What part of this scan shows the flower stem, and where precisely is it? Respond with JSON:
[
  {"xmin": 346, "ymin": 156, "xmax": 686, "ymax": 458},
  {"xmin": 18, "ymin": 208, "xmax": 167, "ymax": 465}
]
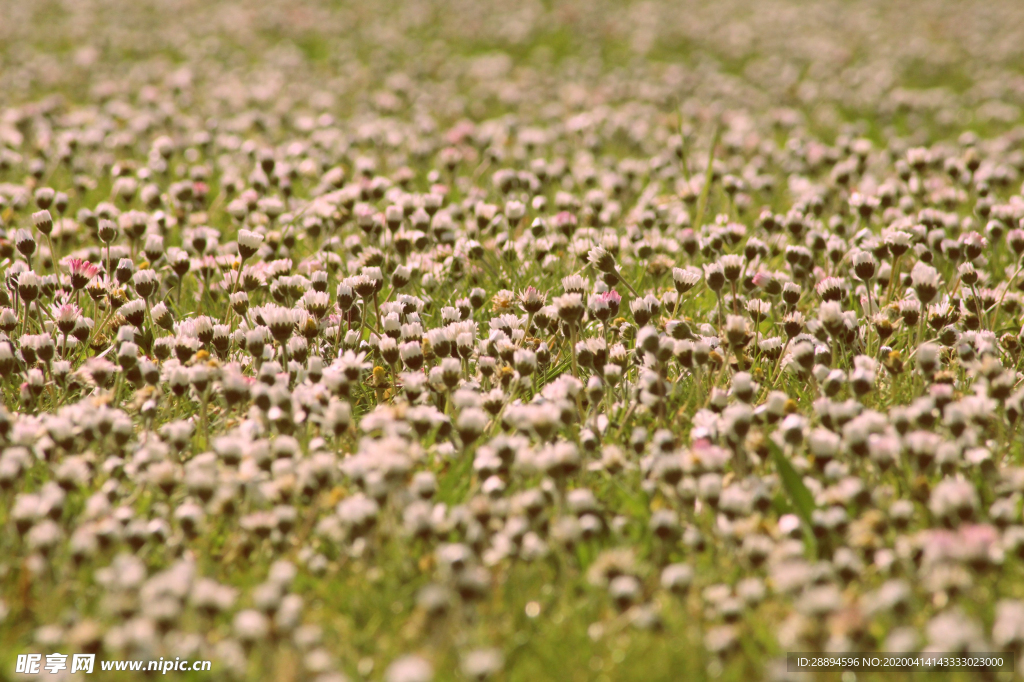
[{"xmin": 569, "ymin": 323, "xmax": 580, "ymax": 380}]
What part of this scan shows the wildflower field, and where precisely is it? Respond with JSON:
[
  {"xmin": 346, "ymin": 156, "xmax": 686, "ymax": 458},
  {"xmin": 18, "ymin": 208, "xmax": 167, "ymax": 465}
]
[{"xmin": 5, "ymin": 0, "xmax": 1024, "ymax": 679}]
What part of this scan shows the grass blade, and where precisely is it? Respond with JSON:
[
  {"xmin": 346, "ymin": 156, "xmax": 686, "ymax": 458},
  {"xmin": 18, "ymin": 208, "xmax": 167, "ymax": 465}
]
[
  {"xmin": 692, "ymin": 124, "xmax": 721, "ymax": 230},
  {"xmin": 768, "ymin": 438, "xmax": 815, "ymax": 525}
]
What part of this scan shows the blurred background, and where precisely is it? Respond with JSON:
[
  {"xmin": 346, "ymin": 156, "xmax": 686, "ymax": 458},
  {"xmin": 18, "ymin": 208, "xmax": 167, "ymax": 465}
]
[{"xmin": 3, "ymin": 0, "xmax": 1024, "ymax": 141}]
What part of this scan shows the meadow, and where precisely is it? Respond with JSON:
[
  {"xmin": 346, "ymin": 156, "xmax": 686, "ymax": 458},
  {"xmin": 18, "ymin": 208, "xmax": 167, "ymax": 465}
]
[{"xmin": 3, "ymin": 0, "xmax": 1024, "ymax": 680}]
